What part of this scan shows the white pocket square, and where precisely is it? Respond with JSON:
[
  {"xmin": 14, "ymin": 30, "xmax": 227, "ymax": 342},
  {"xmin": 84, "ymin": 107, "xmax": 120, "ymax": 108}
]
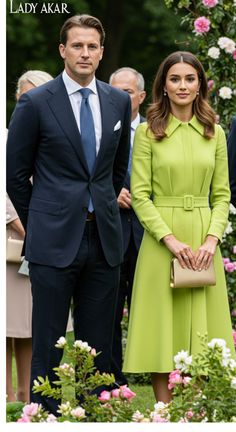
[{"xmin": 114, "ymin": 120, "xmax": 121, "ymax": 131}]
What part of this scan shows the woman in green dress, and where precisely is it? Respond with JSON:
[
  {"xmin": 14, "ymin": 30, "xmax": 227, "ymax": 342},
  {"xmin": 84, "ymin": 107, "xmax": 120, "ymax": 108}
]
[{"xmin": 123, "ymin": 51, "xmax": 235, "ymax": 403}]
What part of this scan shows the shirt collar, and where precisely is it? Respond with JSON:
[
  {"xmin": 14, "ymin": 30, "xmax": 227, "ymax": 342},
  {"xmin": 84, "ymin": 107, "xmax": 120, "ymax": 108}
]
[
  {"xmin": 165, "ymin": 114, "xmax": 204, "ymax": 137},
  {"xmin": 131, "ymin": 113, "xmax": 140, "ymax": 131},
  {"xmin": 62, "ymin": 70, "xmax": 97, "ymax": 96}
]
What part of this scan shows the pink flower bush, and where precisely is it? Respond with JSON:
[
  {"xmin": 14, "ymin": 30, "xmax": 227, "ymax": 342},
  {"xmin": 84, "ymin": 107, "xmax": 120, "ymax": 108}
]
[
  {"xmin": 168, "ymin": 370, "xmax": 183, "ymax": 390},
  {"xmin": 202, "ymin": 0, "xmax": 218, "ymax": 7},
  {"xmin": 194, "ymin": 16, "xmax": 211, "ymax": 34},
  {"xmin": 233, "ymin": 330, "xmax": 236, "ymax": 347}
]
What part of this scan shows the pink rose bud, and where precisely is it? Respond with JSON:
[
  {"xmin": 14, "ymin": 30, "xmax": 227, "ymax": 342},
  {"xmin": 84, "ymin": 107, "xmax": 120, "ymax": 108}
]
[
  {"xmin": 232, "ymin": 50, "xmax": 236, "ymax": 61},
  {"xmin": 120, "ymin": 385, "xmax": 136, "ymax": 400},
  {"xmin": 225, "ymin": 262, "xmax": 235, "ymax": 273},
  {"xmin": 98, "ymin": 390, "xmax": 111, "ymax": 402},
  {"xmin": 186, "ymin": 410, "xmax": 194, "ymax": 419},
  {"xmin": 223, "ymin": 257, "xmax": 230, "ymax": 264},
  {"xmin": 90, "ymin": 348, "xmax": 97, "ymax": 356},
  {"xmin": 207, "ymin": 80, "xmax": 214, "ymax": 90},
  {"xmin": 111, "ymin": 388, "xmax": 120, "ymax": 398}
]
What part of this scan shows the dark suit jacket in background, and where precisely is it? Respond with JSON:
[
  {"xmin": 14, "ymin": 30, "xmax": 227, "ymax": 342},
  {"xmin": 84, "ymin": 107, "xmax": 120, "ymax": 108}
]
[
  {"xmin": 227, "ymin": 116, "xmax": 236, "ymax": 207},
  {"xmin": 7, "ymin": 74, "xmax": 131, "ymax": 268},
  {"xmin": 120, "ymin": 115, "xmax": 145, "ymax": 253}
]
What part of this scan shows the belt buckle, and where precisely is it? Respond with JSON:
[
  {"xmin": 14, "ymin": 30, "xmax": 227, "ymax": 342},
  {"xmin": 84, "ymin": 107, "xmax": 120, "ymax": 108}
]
[{"xmin": 184, "ymin": 195, "xmax": 194, "ymax": 211}]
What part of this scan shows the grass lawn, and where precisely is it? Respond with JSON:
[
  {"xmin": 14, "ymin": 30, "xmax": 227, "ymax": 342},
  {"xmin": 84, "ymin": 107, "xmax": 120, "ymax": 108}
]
[{"xmin": 11, "ymin": 331, "xmax": 155, "ymax": 416}]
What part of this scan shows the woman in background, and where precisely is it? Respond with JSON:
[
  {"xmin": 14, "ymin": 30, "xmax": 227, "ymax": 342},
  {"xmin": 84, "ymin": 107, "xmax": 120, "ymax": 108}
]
[{"xmin": 6, "ymin": 70, "xmax": 53, "ymax": 402}]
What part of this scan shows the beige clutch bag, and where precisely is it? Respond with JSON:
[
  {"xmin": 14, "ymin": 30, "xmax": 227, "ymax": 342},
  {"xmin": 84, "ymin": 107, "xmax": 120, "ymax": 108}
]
[
  {"xmin": 6, "ymin": 237, "xmax": 24, "ymax": 263},
  {"xmin": 170, "ymin": 258, "xmax": 216, "ymax": 288}
]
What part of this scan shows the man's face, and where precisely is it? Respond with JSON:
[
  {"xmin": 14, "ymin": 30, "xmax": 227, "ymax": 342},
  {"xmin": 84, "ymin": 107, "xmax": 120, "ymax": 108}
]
[
  {"xmin": 59, "ymin": 26, "xmax": 104, "ymax": 86},
  {"xmin": 110, "ymin": 71, "xmax": 146, "ymax": 121}
]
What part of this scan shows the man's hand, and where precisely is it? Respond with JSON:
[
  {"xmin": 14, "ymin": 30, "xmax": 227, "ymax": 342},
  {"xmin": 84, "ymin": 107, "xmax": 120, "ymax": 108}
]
[{"xmin": 117, "ymin": 188, "xmax": 132, "ymax": 209}]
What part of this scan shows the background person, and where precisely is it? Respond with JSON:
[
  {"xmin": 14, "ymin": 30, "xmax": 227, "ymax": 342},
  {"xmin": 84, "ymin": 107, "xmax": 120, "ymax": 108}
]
[
  {"xmin": 7, "ymin": 15, "xmax": 131, "ymax": 415},
  {"xmin": 109, "ymin": 67, "xmax": 146, "ymax": 385},
  {"xmin": 6, "ymin": 70, "xmax": 53, "ymax": 403},
  {"xmin": 123, "ymin": 51, "xmax": 235, "ymax": 403}
]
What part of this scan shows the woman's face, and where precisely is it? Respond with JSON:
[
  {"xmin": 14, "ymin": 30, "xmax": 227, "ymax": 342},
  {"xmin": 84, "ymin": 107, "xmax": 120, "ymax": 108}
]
[{"xmin": 164, "ymin": 62, "xmax": 200, "ymax": 111}]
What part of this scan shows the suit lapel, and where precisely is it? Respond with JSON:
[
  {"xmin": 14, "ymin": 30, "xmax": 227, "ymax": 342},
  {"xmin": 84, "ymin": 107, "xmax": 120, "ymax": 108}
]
[{"xmin": 46, "ymin": 75, "xmax": 89, "ymax": 173}]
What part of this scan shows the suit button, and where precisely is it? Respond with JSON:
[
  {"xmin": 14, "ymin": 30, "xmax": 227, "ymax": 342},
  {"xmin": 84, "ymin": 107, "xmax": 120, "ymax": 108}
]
[{"xmin": 82, "ymin": 207, "xmax": 88, "ymax": 212}]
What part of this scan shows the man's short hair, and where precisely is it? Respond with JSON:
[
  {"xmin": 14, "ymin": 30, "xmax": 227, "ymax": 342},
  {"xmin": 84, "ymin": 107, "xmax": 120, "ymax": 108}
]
[{"xmin": 60, "ymin": 14, "xmax": 105, "ymax": 46}]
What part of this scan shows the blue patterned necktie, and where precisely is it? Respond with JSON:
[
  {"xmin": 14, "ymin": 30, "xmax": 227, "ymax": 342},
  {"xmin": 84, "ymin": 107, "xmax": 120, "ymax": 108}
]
[{"xmin": 79, "ymin": 88, "xmax": 96, "ymax": 212}]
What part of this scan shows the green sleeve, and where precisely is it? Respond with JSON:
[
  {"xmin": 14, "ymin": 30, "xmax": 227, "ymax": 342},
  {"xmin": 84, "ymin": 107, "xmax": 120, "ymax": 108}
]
[
  {"xmin": 207, "ymin": 124, "xmax": 230, "ymax": 241},
  {"xmin": 131, "ymin": 123, "xmax": 172, "ymax": 242}
]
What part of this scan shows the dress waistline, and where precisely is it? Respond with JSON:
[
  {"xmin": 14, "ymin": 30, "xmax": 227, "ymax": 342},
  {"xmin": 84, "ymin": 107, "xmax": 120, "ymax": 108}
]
[{"xmin": 154, "ymin": 195, "xmax": 209, "ymax": 211}]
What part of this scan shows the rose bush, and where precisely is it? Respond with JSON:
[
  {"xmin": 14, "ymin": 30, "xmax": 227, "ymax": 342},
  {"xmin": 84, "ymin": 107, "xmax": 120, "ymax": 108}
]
[{"xmin": 164, "ymin": 0, "xmax": 236, "ymax": 130}]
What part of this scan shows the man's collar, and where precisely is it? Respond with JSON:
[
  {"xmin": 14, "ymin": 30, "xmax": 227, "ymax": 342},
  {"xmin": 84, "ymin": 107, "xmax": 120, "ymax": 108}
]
[
  {"xmin": 131, "ymin": 113, "xmax": 140, "ymax": 130},
  {"xmin": 62, "ymin": 70, "xmax": 97, "ymax": 96}
]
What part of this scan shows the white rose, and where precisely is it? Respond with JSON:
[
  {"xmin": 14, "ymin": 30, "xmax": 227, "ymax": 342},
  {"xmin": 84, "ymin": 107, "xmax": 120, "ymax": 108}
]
[
  {"xmin": 219, "ymin": 86, "xmax": 232, "ymax": 100},
  {"xmin": 218, "ymin": 37, "xmax": 235, "ymax": 54},
  {"xmin": 71, "ymin": 406, "xmax": 86, "ymax": 419},
  {"xmin": 208, "ymin": 338, "xmax": 226, "ymax": 349},
  {"xmin": 208, "ymin": 47, "xmax": 220, "ymax": 59},
  {"xmin": 55, "ymin": 336, "xmax": 67, "ymax": 348}
]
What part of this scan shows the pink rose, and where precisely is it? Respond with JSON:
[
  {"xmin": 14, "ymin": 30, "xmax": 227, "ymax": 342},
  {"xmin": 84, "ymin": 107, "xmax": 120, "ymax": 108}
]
[
  {"xmin": 225, "ymin": 262, "xmax": 235, "ymax": 273},
  {"xmin": 202, "ymin": 0, "xmax": 218, "ymax": 7},
  {"xmin": 120, "ymin": 385, "xmax": 136, "ymax": 400},
  {"xmin": 23, "ymin": 403, "xmax": 40, "ymax": 417},
  {"xmin": 152, "ymin": 414, "xmax": 169, "ymax": 422},
  {"xmin": 98, "ymin": 390, "xmax": 111, "ymax": 402},
  {"xmin": 111, "ymin": 388, "xmax": 120, "ymax": 398},
  {"xmin": 233, "ymin": 246, "xmax": 236, "ymax": 254},
  {"xmin": 168, "ymin": 370, "xmax": 183, "ymax": 390},
  {"xmin": 233, "ymin": 50, "xmax": 236, "ymax": 60},
  {"xmin": 186, "ymin": 410, "xmax": 194, "ymax": 419},
  {"xmin": 194, "ymin": 16, "xmax": 211, "ymax": 34},
  {"xmin": 207, "ymin": 79, "xmax": 214, "ymax": 90}
]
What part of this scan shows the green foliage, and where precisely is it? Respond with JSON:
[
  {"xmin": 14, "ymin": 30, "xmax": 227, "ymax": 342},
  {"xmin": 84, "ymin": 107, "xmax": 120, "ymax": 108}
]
[
  {"xmin": 6, "ymin": 401, "xmax": 25, "ymax": 422},
  {"xmin": 164, "ymin": 0, "xmax": 236, "ymax": 131},
  {"xmin": 167, "ymin": 335, "xmax": 236, "ymax": 422}
]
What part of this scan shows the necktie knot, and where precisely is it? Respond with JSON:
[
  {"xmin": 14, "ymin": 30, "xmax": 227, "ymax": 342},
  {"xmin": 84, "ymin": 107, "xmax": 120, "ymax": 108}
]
[{"xmin": 79, "ymin": 88, "xmax": 92, "ymax": 100}]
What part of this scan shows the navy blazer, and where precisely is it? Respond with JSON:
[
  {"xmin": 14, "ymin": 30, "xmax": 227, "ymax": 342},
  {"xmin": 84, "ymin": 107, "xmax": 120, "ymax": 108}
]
[
  {"xmin": 7, "ymin": 74, "xmax": 131, "ymax": 268},
  {"xmin": 227, "ymin": 116, "xmax": 236, "ymax": 207},
  {"xmin": 120, "ymin": 115, "xmax": 145, "ymax": 253}
]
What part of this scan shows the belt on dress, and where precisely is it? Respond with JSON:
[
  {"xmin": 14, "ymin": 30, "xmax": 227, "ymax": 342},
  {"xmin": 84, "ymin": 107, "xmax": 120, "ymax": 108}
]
[{"xmin": 154, "ymin": 195, "xmax": 209, "ymax": 211}]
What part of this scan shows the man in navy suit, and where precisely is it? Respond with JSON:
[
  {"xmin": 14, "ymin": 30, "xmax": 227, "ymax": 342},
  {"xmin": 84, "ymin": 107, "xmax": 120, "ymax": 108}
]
[
  {"xmin": 109, "ymin": 67, "xmax": 146, "ymax": 385},
  {"xmin": 227, "ymin": 116, "xmax": 236, "ymax": 207},
  {"xmin": 7, "ymin": 15, "xmax": 131, "ymax": 414}
]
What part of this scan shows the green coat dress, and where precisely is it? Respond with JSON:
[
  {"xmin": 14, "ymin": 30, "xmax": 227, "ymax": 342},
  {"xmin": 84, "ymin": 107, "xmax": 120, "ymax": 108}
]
[{"xmin": 123, "ymin": 115, "xmax": 235, "ymax": 373}]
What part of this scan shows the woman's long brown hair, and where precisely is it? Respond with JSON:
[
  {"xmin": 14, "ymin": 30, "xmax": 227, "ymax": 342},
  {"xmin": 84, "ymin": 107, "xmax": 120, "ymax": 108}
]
[{"xmin": 147, "ymin": 51, "xmax": 216, "ymax": 140}]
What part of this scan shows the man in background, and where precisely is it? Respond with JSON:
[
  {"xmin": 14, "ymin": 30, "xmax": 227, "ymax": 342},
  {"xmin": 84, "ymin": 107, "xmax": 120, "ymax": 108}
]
[{"xmin": 109, "ymin": 67, "xmax": 146, "ymax": 385}]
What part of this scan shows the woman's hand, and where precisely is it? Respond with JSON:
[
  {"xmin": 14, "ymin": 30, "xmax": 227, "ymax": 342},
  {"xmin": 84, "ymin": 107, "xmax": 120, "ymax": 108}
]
[
  {"xmin": 9, "ymin": 218, "xmax": 25, "ymax": 238},
  {"xmin": 194, "ymin": 235, "xmax": 218, "ymax": 270},
  {"xmin": 162, "ymin": 234, "xmax": 196, "ymax": 269}
]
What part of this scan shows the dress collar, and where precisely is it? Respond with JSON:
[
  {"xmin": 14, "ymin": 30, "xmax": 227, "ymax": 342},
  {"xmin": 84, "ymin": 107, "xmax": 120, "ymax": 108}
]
[{"xmin": 165, "ymin": 114, "xmax": 205, "ymax": 137}]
